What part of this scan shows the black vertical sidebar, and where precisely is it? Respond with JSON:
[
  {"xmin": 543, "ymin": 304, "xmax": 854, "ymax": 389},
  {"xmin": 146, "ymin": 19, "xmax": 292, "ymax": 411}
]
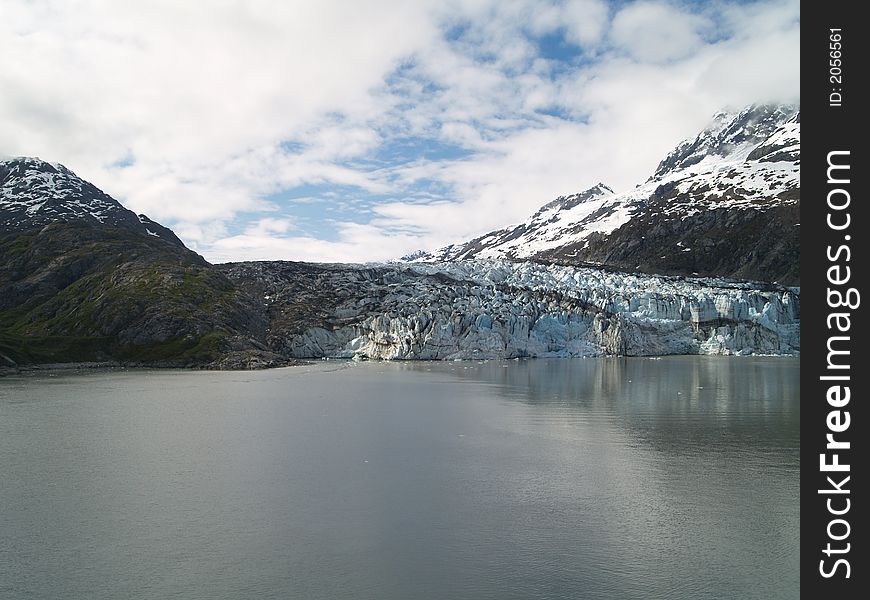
[{"xmin": 802, "ymin": 2, "xmax": 867, "ymax": 597}]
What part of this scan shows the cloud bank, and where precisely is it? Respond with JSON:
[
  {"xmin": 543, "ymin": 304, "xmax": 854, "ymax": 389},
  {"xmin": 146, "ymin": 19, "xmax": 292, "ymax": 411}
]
[{"xmin": 1, "ymin": 0, "xmax": 799, "ymax": 262}]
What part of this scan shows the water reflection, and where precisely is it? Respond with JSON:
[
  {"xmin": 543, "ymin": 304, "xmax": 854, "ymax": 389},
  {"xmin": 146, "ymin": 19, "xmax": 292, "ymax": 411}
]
[
  {"xmin": 392, "ymin": 356, "xmax": 799, "ymax": 447},
  {"xmin": 389, "ymin": 357, "xmax": 800, "ymax": 600}
]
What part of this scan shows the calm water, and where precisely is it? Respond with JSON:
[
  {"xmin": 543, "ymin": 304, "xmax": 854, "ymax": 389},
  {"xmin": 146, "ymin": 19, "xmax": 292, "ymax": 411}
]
[{"xmin": 0, "ymin": 357, "xmax": 799, "ymax": 600}]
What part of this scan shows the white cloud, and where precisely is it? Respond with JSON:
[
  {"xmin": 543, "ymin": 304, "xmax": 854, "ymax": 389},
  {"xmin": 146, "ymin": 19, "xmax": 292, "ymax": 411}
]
[
  {"xmin": 609, "ymin": 2, "xmax": 710, "ymax": 63},
  {"xmin": 561, "ymin": 0, "xmax": 611, "ymax": 46},
  {"xmin": 695, "ymin": 30, "xmax": 800, "ymax": 106},
  {"xmin": 208, "ymin": 222, "xmax": 429, "ymax": 263},
  {"xmin": 1, "ymin": 0, "xmax": 800, "ymax": 263},
  {"xmin": 246, "ymin": 217, "xmax": 296, "ymax": 236}
]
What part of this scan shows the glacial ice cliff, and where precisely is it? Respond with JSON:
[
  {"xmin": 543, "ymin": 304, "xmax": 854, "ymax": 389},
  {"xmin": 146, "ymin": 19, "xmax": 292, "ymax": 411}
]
[{"xmin": 220, "ymin": 260, "xmax": 800, "ymax": 360}]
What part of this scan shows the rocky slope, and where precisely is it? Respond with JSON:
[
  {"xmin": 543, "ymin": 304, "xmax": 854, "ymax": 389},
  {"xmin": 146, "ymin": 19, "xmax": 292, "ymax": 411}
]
[
  {"xmin": 0, "ymin": 157, "xmax": 284, "ymax": 369},
  {"xmin": 219, "ymin": 260, "xmax": 799, "ymax": 360},
  {"xmin": 409, "ymin": 104, "xmax": 800, "ymax": 285}
]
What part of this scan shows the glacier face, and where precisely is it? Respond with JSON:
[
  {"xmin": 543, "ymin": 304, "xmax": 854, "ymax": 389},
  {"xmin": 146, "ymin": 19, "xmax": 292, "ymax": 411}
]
[{"xmin": 220, "ymin": 260, "xmax": 800, "ymax": 361}]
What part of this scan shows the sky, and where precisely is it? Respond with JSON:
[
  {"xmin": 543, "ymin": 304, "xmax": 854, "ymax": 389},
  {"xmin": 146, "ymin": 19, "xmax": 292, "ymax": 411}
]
[{"xmin": 1, "ymin": 0, "xmax": 799, "ymax": 263}]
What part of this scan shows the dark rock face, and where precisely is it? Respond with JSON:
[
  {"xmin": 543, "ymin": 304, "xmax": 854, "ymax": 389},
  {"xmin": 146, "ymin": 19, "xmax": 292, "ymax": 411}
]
[
  {"xmin": 216, "ymin": 260, "xmax": 486, "ymax": 357},
  {"xmin": 0, "ymin": 159, "xmax": 276, "ymax": 368},
  {"xmin": 537, "ymin": 195, "xmax": 800, "ymax": 285},
  {"xmin": 0, "ymin": 221, "xmax": 273, "ymax": 366}
]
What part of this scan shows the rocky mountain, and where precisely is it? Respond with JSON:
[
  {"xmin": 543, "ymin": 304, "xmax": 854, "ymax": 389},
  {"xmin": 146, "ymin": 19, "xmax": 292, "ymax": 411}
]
[
  {"xmin": 0, "ymin": 157, "xmax": 284, "ymax": 369},
  {"xmin": 408, "ymin": 104, "xmax": 800, "ymax": 285},
  {"xmin": 1, "ymin": 157, "xmax": 183, "ymax": 244}
]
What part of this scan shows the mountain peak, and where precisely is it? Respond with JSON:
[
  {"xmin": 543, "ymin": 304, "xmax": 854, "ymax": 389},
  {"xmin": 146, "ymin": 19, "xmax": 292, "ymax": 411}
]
[
  {"xmin": 537, "ymin": 182, "xmax": 613, "ymax": 214},
  {"xmin": 650, "ymin": 103, "xmax": 799, "ymax": 180},
  {"xmin": 1, "ymin": 156, "xmax": 183, "ymax": 246},
  {"xmin": 1, "ymin": 156, "xmax": 76, "ymax": 180}
]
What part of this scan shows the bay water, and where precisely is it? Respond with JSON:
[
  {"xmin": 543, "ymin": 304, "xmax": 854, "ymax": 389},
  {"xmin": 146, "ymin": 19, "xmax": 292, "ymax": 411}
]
[{"xmin": 0, "ymin": 357, "xmax": 799, "ymax": 599}]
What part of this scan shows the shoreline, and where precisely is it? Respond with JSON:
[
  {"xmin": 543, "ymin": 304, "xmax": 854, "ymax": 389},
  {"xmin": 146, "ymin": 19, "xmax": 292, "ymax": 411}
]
[{"xmin": 0, "ymin": 352, "xmax": 800, "ymax": 378}]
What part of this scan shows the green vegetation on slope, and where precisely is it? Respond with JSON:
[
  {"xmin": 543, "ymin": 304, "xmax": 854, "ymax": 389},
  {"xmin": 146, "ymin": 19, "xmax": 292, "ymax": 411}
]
[{"xmin": 0, "ymin": 222, "xmax": 263, "ymax": 366}]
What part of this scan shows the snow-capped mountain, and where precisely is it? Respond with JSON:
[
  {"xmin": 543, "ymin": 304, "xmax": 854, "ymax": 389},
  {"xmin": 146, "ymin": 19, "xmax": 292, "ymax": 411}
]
[
  {"xmin": 407, "ymin": 104, "xmax": 800, "ymax": 285},
  {"xmin": 0, "ymin": 157, "xmax": 182, "ymax": 245},
  {"xmin": 650, "ymin": 104, "xmax": 799, "ymax": 178},
  {"xmin": 418, "ymin": 182, "xmax": 618, "ymax": 262}
]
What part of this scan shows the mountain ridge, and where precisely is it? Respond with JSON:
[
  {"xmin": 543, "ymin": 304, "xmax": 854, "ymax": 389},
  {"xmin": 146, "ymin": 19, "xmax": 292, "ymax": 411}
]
[
  {"xmin": 1, "ymin": 156, "xmax": 184, "ymax": 245},
  {"xmin": 405, "ymin": 103, "xmax": 800, "ymax": 285}
]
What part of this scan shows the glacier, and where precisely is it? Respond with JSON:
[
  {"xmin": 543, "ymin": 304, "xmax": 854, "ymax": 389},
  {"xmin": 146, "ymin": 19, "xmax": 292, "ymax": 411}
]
[{"xmin": 221, "ymin": 259, "xmax": 800, "ymax": 361}]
